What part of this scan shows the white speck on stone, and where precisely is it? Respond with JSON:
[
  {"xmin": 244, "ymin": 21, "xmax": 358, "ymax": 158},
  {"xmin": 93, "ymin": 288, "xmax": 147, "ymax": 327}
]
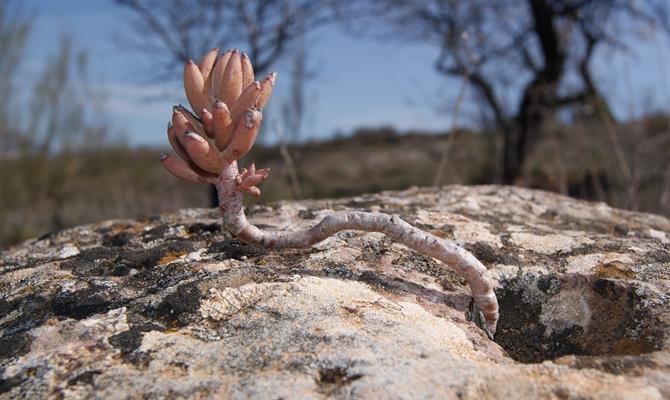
[
  {"xmin": 462, "ymin": 197, "xmax": 481, "ymax": 211},
  {"xmin": 540, "ymin": 288, "xmax": 591, "ymax": 333},
  {"xmin": 199, "ymin": 261, "xmax": 235, "ymax": 272},
  {"xmin": 506, "ymin": 224, "xmax": 526, "ymax": 233},
  {"xmin": 183, "ymin": 249, "xmax": 206, "ymax": 262},
  {"xmin": 647, "ymin": 229, "xmax": 669, "ymax": 244},
  {"xmin": 566, "ymin": 253, "xmax": 634, "ymax": 274},
  {"xmin": 415, "ymin": 210, "xmax": 502, "ymax": 248},
  {"xmin": 56, "ymin": 245, "xmax": 80, "ymax": 259},
  {"xmin": 628, "ymin": 246, "xmax": 647, "ymax": 253},
  {"xmin": 487, "ymin": 265, "xmax": 519, "ymax": 284},
  {"xmin": 453, "ymin": 220, "xmax": 502, "ymax": 248},
  {"xmin": 510, "ymin": 232, "xmax": 594, "ymax": 255},
  {"xmin": 308, "ymin": 246, "xmax": 361, "ymax": 263},
  {"xmin": 523, "ymin": 265, "xmax": 551, "ymax": 276},
  {"xmin": 200, "ymin": 285, "xmax": 267, "ymax": 321}
]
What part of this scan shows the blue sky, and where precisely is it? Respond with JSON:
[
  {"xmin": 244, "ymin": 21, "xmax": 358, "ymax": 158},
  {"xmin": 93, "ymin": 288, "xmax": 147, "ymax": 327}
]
[{"xmin": 20, "ymin": 0, "xmax": 670, "ymax": 147}]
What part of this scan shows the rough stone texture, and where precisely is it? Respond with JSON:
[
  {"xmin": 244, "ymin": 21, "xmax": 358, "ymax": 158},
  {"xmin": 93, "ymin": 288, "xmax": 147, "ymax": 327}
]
[{"xmin": 1, "ymin": 185, "xmax": 669, "ymax": 399}]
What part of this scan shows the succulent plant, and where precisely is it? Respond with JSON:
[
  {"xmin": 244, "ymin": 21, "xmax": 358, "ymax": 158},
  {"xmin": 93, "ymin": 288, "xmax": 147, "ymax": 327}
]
[
  {"xmin": 160, "ymin": 48, "xmax": 499, "ymax": 337},
  {"xmin": 161, "ymin": 48, "xmax": 274, "ymax": 194}
]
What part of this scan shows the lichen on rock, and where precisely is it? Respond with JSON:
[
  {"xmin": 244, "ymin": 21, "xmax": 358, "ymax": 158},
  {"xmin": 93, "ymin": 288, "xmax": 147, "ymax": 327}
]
[{"xmin": 1, "ymin": 185, "xmax": 669, "ymax": 399}]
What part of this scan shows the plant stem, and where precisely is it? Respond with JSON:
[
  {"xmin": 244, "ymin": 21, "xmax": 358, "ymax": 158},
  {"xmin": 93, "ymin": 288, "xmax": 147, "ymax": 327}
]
[{"xmin": 216, "ymin": 161, "xmax": 499, "ymax": 335}]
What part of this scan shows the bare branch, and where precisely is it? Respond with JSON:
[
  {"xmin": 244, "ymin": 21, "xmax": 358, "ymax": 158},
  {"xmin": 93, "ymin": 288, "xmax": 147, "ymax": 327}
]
[
  {"xmin": 364, "ymin": 0, "xmax": 668, "ymax": 182},
  {"xmin": 116, "ymin": 0, "xmax": 354, "ymax": 77}
]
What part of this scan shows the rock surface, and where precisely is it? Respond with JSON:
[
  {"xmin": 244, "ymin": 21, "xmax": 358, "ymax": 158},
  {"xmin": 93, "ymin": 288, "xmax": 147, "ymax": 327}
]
[{"xmin": 1, "ymin": 185, "xmax": 669, "ymax": 399}]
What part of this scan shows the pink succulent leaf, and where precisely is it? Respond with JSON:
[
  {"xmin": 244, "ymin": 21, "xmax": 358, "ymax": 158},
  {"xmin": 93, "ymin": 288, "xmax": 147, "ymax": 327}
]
[
  {"xmin": 201, "ymin": 108, "xmax": 215, "ymax": 138},
  {"xmin": 240, "ymin": 186, "xmax": 261, "ymax": 196},
  {"xmin": 240, "ymin": 173, "xmax": 267, "ymax": 188},
  {"xmin": 255, "ymin": 168, "xmax": 270, "ymax": 178},
  {"xmin": 235, "ymin": 165, "xmax": 270, "ymax": 192}
]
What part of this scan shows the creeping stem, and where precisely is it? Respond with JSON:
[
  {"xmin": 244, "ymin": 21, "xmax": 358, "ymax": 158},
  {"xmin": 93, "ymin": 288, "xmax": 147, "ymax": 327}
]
[
  {"xmin": 166, "ymin": 47, "xmax": 498, "ymax": 337},
  {"xmin": 216, "ymin": 161, "xmax": 499, "ymax": 335}
]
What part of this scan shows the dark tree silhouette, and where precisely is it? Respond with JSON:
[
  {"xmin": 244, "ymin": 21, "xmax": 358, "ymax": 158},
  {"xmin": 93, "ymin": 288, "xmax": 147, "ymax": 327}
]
[{"xmin": 368, "ymin": 0, "xmax": 668, "ymax": 183}]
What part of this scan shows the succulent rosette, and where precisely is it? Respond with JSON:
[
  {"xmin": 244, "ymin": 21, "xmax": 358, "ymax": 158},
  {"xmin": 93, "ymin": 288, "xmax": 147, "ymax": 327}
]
[{"xmin": 161, "ymin": 48, "xmax": 275, "ymax": 195}]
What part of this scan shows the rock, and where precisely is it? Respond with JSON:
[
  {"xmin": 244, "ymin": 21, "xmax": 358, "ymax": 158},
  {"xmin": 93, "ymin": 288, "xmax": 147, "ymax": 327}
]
[{"xmin": 1, "ymin": 185, "xmax": 669, "ymax": 399}]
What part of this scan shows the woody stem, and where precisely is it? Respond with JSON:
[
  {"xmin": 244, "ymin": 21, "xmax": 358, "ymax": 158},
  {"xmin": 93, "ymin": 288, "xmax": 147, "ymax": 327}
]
[{"xmin": 216, "ymin": 162, "xmax": 499, "ymax": 335}]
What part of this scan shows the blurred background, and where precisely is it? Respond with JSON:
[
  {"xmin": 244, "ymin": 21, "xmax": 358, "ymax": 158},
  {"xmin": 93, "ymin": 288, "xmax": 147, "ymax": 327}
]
[{"xmin": 1, "ymin": 0, "xmax": 669, "ymax": 249}]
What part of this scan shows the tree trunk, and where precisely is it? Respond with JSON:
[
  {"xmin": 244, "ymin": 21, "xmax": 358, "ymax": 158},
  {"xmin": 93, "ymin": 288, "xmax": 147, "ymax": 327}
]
[
  {"xmin": 502, "ymin": 0, "xmax": 566, "ymax": 184},
  {"xmin": 502, "ymin": 127, "xmax": 523, "ymax": 184}
]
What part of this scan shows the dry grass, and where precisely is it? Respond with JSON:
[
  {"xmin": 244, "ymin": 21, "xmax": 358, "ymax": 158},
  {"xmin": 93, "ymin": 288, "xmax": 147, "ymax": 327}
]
[{"xmin": 1, "ymin": 115, "xmax": 668, "ymax": 249}]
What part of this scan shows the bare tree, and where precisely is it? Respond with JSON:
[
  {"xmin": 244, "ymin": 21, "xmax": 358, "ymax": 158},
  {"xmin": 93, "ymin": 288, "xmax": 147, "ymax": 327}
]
[
  {"xmin": 0, "ymin": 1, "xmax": 30, "ymax": 155},
  {"xmin": 367, "ymin": 0, "xmax": 668, "ymax": 184},
  {"xmin": 271, "ymin": 43, "xmax": 315, "ymax": 199},
  {"xmin": 115, "ymin": 0, "xmax": 355, "ymax": 78},
  {"xmin": 0, "ymin": 2, "xmax": 112, "ymax": 245}
]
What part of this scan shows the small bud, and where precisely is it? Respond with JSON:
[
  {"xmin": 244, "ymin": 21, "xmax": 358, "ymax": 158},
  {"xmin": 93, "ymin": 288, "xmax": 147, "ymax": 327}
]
[
  {"xmin": 184, "ymin": 60, "xmax": 207, "ymax": 117},
  {"xmin": 212, "ymin": 101, "xmax": 235, "ymax": 151},
  {"xmin": 256, "ymin": 73, "xmax": 276, "ymax": 109},
  {"xmin": 178, "ymin": 129, "xmax": 224, "ymax": 174},
  {"xmin": 220, "ymin": 50, "xmax": 243, "ymax": 107},
  {"xmin": 199, "ymin": 48, "xmax": 219, "ymax": 79},
  {"xmin": 211, "ymin": 50, "xmax": 233, "ymax": 100},
  {"xmin": 175, "ymin": 105, "xmax": 205, "ymax": 136},
  {"xmin": 171, "ymin": 109, "xmax": 191, "ymax": 136},
  {"xmin": 167, "ymin": 120, "xmax": 191, "ymax": 162},
  {"xmin": 241, "ymin": 173, "xmax": 268, "ymax": 187},
  {"xmin": 201, "ymin": 108, "xmax": 215, "ymax": 138},
  {"xmin": 222, "ymin": 108, "xmax": 262, "ymax": 162},
  {"xmin": 230, "ymin": 81, "xmax": 261, "ymax": 123},
  {"xmin": 160, "ymin": 153, "xmax": 215, "ymax": 184},
  {"xmin": 241, "ymin": 52, "xmax": 255, "ymax": 87}
]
